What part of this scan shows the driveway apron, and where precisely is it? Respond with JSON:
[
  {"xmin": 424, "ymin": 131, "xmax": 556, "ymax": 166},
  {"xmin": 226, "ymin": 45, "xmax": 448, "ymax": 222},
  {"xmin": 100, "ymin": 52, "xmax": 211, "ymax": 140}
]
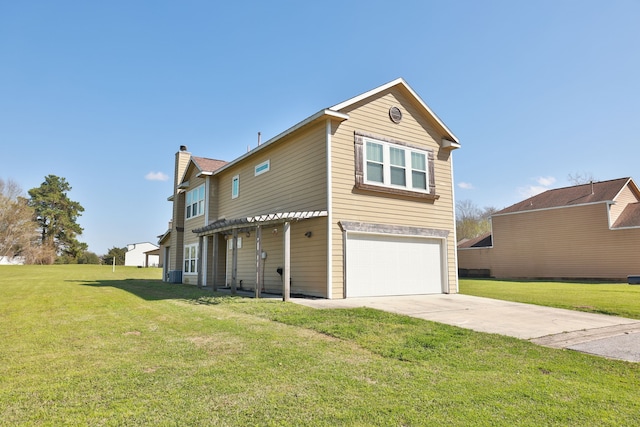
[{"xmin": 292, "ymin": 294, "xmax": 640, "ymax": 362}]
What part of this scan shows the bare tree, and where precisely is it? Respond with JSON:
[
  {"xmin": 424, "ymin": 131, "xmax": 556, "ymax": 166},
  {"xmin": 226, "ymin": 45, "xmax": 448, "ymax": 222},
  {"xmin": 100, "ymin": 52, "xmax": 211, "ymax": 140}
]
[
  {"xmin": 456, "ymin": 199, "xmax": 496, "ymax": 241},
  {"xmin": 567, "ymin": 172, "xmax": 597, "ymax": 186},
  {"xmin": 0, "ymin": 179, "xmax": 37, "ymax": 260}
]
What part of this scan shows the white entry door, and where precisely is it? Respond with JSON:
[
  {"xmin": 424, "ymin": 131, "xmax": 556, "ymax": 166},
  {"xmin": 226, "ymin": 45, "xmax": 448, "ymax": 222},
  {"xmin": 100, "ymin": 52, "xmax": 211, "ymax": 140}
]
[{"xmin": 345, "ymin": 233, "xmax": 444, "ymax": 297}]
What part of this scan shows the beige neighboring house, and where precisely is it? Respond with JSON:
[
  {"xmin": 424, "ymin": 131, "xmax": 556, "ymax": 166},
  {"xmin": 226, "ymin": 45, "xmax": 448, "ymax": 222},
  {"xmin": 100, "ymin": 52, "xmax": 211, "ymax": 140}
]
[
  {"xmin": 458, "ymin": 177, "xmax": 640, "ymax": 280},
  {"xmin": 159, "ymin": 78, "xmax": 461, "ymax": 299}
]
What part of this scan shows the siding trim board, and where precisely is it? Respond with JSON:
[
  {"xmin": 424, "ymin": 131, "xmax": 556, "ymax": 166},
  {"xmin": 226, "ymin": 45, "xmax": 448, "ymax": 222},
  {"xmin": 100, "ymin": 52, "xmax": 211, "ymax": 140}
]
[
  {"xmin": 339, "ymin": 221, "xmax": 449, "ymax": 239},
  {"xmin": 326, "ymin": 119, "xmax": 333, "ymax": 299}
]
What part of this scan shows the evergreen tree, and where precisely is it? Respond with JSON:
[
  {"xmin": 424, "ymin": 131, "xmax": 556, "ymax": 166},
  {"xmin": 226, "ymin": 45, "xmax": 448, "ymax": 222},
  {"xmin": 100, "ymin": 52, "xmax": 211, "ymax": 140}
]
[
  {"xmin": 28, "ymin": 175, "xmax": 85, "ymax": 259},
  {"xmin": 102, "ymin": 247, "xmax": 127, "ymax": 266}
]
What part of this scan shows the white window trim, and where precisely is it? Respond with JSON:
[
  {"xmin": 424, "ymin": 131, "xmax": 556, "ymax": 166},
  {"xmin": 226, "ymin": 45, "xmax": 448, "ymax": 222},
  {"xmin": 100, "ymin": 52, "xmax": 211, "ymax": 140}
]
[
  {"xmin": 185, "ymin": 184, "xmax": 205, "ymax": 219},
  {"xmin": 231, "ymin": 175, "xmax": 240, "ymax": 199},
  {"xmin": 363, "ymin": 137, "xmax": 430, "ymax": 193},
  {"xmin": 255, "ymin": 160, "xmax": 270, "ymax": 176},
  {"xmin": 184, "ymin": 243, "xmax": 199, "ymax": 275}
]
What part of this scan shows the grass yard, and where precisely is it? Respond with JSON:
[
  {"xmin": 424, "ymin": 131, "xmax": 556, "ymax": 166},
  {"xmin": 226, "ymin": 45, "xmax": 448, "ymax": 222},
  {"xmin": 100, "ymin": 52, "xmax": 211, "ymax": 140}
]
[
  {"xmin": 460, "ymin": 278, "xmax": 640, "ymax": 319},
  {"xmin": 1, "ymin": 265, "xmax": 639, "ymax": 426}
]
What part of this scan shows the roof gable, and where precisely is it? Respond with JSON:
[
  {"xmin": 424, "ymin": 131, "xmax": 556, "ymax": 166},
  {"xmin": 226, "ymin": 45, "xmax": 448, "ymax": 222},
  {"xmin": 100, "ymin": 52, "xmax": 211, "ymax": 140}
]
[
  {"xmin": 330, "ymin": 78, "xmax": 459, "ymax": 145},
  {"xmin": 179, "ymin": 156, "xmax": 228, "ymax": 186},
  {"xmin": 191, "ymin": 157, "xmax": 227, "ymax": 175},
  {"xmin": 495, "ymin": 178, "xmax": 632, "ymax": 216},
  {"xmin": 612, "ymin": 202, "xmax": 640, "ymax": 228},
  {"xmin": 193, "ymin": 78, "xmax": 457, "ymax": 178},
  {"xmin": 458, "ymin": 232, "xmax": 492, "ymax": 248}
]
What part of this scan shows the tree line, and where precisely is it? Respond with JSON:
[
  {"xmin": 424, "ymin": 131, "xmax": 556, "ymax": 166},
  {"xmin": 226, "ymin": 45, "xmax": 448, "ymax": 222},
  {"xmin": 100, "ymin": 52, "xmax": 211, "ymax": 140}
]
[
  {"xmin": 0, "ymin": 175, "xmax": 127, "ymax": 265},
  {"xmin": 456, "ymin": 200, "xmax": 496, "ymax": 242}
]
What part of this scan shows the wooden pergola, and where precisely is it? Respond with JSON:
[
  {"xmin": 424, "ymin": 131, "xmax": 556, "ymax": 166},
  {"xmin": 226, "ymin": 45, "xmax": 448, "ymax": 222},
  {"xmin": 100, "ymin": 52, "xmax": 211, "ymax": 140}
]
[{"xmin": 193, "ymin": 211, "xmax": 327, "ymax": 301}]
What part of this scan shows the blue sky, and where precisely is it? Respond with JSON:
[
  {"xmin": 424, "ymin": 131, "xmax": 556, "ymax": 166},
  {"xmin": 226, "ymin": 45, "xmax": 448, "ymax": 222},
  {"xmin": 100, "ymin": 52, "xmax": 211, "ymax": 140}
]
[{"xmin": 2, "ymin": 1, "xmax": 639, "ymax": 255}]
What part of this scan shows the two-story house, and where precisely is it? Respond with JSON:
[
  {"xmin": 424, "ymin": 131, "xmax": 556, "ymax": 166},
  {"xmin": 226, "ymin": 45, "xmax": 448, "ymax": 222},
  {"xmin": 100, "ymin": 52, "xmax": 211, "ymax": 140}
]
[{"xmin": 159, "ymin": 78, "xmax": 460, "ymax": 299}]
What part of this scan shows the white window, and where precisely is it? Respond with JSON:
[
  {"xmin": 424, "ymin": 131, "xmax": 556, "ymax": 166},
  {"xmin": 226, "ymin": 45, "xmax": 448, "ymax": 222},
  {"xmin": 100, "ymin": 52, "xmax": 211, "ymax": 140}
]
[
  {"xmin": 255, "ymin": 160, "xmax": 270, "ymax": 176},
  {"xmin": 185, "ymin": 185, "xmax": 205, "ymax": 219},
  {"xmin": 232, "ymin": 175, "xmax": 239, "ymax": 199},
  {"xmin": 184, "ymin": 243, "xmax": 198, "ymax": 274},
  {"xmin": 363, "ymin": 138, "xmax": 429, "ymax": 192},
  {"xmin": 227, "ymin": 237, "xmax": 243, "ymax": 250}
]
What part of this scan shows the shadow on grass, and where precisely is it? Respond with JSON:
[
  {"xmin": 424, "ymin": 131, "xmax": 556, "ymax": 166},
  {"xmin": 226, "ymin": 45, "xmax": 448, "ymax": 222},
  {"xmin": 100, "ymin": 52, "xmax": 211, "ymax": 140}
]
[{"xmin": 73, "ymin": 278, "xmax": 256, "ymax": 303}]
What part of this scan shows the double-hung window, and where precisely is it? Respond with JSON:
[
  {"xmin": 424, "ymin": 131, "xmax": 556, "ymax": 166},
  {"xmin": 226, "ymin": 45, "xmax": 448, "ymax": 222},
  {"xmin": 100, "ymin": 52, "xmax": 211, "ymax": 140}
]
[
  {"xmin": 184, "ymin": 243, "xmax": 198, "ymax": 274},
  {"xmin": 363, "ymin": 137, "xmax": 430, "ymax": 192},
  {"xmin": 186, "ymin": 185, "xmax": 205, "ymax": 219}
]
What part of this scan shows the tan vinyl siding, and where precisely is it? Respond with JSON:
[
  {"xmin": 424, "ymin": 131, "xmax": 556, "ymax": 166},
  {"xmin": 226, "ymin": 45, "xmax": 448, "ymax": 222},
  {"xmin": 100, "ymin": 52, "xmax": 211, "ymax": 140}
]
[
  {"xmin": 180, "ymin": 170, "xmax": 209, "ymax": 285},
  {"xmin": 330, "ymin": 88, "xmax": 457, "ymax": 297},
  {"xmin": 183, "ymin": 174, "xmax": 208, "ymax": 247},
  {"xmin": 289, "ymin": 219, "xmax": 327, "ymax": 297},
  {"xmin": 229, "ymin": 235, "xmax": 257, "ymax": 289},
  {"xmin": 610, "ymin": 184, "xmax": 640, "ymax": 225},
  {"xmin": 224, "ymin": 220, "xmax": 327, "ymax": 296},
  {"xmin": 216, "ymin": 122, "xmax": 327, "ymax": 219},
  {"xmin": 207, "ymin": 124, "xmax": 329, "ymax": 296},
  {"xmin": 460, "ymin": 203, "xmax": 640, "ymax": 280}
]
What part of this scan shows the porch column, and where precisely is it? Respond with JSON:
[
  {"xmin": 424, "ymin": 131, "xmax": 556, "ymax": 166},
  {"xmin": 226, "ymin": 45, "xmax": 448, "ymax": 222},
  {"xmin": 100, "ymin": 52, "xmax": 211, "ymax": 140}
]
[
  {"xmin": 255, "ymin": 225, "xmax": 262, "ymax": 298},
  {"xmin": 211, "ymin": 233, "xmax": 219, "ymax": 291},
  {"xmin": 283, "ymin": 221, "xmax": 290, "ymax": 301},
  {"xmin": 201, "ymin": 235, "xmax": 208, "ymax": 288},
  {"xmin": 163, "ymin": 247, "xmax": 170, "ymax": 282},
  {"xmin": 197, "ymin": 235, "xmax": 204, "ymax": 288},
  {"xmin": 231, "ymin": 229, "xmax": 238, "ymax": 295}
]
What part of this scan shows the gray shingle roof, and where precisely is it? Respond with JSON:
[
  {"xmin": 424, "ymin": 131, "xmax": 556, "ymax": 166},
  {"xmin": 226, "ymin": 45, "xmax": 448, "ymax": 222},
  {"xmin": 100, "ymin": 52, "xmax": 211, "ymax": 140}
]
[
  {"xmin": 457, "ymin": 232, "xmax": 492, "ymax": 248},
  {"xmin": 613, "ymin": 202, "xmax": 640, "ymax": 228},
  {"xmin": 191, "ymin": 156, "xmax": 227, "ymax": 173},
  {"xmin": 495, "ymin": 178, "xmax": 631, "ymax": 215}
]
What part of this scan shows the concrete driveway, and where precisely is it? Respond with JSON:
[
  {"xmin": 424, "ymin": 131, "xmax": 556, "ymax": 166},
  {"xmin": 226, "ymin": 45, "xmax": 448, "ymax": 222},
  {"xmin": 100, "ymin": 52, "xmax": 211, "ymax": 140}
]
[{"xmin": 291, "ymin": 294, "xmax": 640, "ymax": 362}]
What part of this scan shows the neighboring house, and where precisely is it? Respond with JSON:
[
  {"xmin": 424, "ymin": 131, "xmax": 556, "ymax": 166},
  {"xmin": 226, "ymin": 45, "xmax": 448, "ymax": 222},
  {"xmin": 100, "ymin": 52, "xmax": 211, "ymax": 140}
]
[
  {"xmin": 0, "ymin": 256, "xmax": 25, "ymax": 265},
  {"xmin": 160, "ymin": 78, "xmax": 461, "ymax": 299},
  {"xmin": 125, "ymin": 242, "xmax": 160, "ymax": 267},
  {"xmin": 458, "ymin": 178, "xmax": 640, "ymax": 280}
]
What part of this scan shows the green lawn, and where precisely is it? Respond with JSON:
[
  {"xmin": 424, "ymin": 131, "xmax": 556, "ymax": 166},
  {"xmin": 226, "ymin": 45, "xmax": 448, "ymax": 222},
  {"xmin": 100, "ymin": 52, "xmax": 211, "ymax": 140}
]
[
  {"xmin": 460, "ymin": 278, "xmax": 640, "ymax": 319},
  {"xmin": 1, "ymin": 265, "xmax": 639, "ymax": 426}
]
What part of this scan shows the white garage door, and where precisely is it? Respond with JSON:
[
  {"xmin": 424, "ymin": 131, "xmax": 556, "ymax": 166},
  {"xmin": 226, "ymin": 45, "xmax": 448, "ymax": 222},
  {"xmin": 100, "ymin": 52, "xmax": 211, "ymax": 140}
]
[{"xmin": 346, "ymin": 233, "xmax": 444, "ymax": 297}]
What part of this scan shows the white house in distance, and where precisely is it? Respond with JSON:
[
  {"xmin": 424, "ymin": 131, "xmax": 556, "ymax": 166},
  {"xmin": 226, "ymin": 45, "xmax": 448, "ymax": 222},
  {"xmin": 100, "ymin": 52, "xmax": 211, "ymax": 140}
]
[
  {"xmin": 0, "ymin": 256, "xmax": 25, "ymax": 265},
  {"xmin": 124, "ymin": 242, "xmax": 160, "ymax": 267}
]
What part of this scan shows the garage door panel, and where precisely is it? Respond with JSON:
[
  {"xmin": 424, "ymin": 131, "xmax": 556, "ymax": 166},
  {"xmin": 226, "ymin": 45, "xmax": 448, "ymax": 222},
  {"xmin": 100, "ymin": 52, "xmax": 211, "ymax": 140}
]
[{"xmin": 346, "ymin": 233, "xmax": 443, "ymax": 297}]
